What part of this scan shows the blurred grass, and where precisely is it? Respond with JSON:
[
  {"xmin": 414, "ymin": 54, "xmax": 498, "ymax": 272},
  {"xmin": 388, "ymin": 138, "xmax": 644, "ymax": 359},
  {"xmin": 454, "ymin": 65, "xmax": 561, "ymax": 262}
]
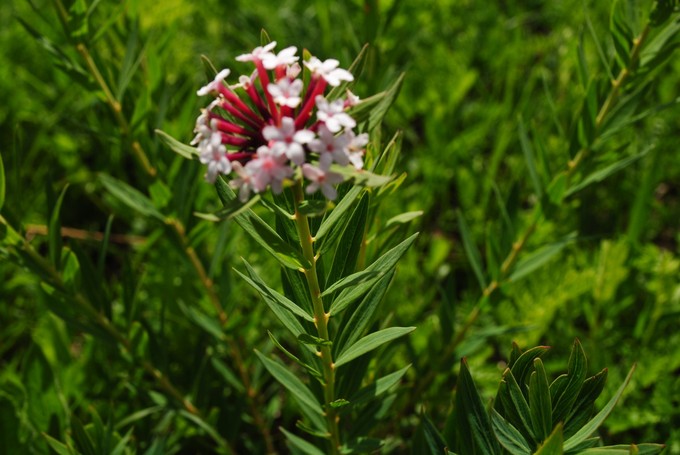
[{"xmin": 1, "ymin": 0, "xmax": 680, "ymax": 453}]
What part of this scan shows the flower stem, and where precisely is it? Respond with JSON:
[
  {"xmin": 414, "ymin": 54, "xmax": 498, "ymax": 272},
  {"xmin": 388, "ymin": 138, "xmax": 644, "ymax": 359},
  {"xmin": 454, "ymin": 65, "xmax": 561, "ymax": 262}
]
[{"xmin": 292, "ymin": 179, "xmax": 341, "ymax": 454}]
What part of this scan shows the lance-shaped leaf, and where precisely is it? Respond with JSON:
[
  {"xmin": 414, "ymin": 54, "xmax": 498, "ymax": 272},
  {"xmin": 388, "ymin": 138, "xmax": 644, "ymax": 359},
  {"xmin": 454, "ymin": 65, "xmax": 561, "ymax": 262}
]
[
  {"xmin": 330, "ymin": 233, "xmax": 418, "ymax": 314},
  {"xmin": 455, "ymin": 358, "xmax": 501, "ymax": 455},
  {"xmin": 324, "ymin": 193, "xmax": 368, "ymax": 289},
  {"xmin": 552, "ymin": 339, "xmax": 588, "ymax": 426},
  {"xmin": 509, "ymin": 345, "xmax": 551, "ymax": 390},
  {"xmin": 155, "ymin": 129, "xmax": 199, "ymax": 160},
  {"xmin": 334, "ymin": 327, "xmax": 415, "ymax": 368},
  {"xmin": 529, "ymin": 358, "xmax": 553, "ymax": 442},
  {"xmin": 564, "ymin": 368, "xmax": 608, "ymax": 438},
  {"xmin": 268, "ymin": 332, "xmax": 322, "ymax": 380},
  {"xmin": 236, "ymin": 259, "xmax": 313, "ymax": 322},
  {"xmin": 0, "ymin": 151, "xmax": 5, "ymax": 211},
  {"xmin": 280, "ymin": 428, "xmax": 325, "ymax": 455},
  {"xmin": 333, "ymin": 271, "xmax": 394, "ymax": 356},
  {"xmin": 315, "ymin": 185, "xmax": 362, "ymax": 244},
  {"xmin": 578, "ymin": 444, "xmax": 665, "ymax": 454},
  {"xmin": 509, "ymin": 234, "xmax": 576, "ymax": 282},
  {"xmin": 348, "ymin": 364, "xmax": 411, "ymax": 407},
  {"xmin": 255, "ymin": 351, "xmax": 324, "ymax": 419},
  {"xmin": 48, "ymin": 184, "xmax": 69, "ymax": 270},
  {"xmin": 99, "ymin": 174, "xmax": 164, "ymax": 221},
  {"xmin": 564, "ymin": 148, "xmax": 650, "ymax": 198},
  {"xmin": 457, "ymin": 209, "xmax": 487, "ymax": 290},
  {"xmin": 215, "ymin": 178, "xmax": 309, "ymax": 269},
  {"xmin": 413, "ymin": 414, "xmax": 447, "ymax": 455},
  {"xmin": 501, "ymin": 369, "xmax": 535, "ymax": 443},
  {"xmin": 491, "ymin": 409, "xmax": 531, "ymax": 455},
  {"xmin": 563, "ymin": 365, "xmax": 637, "ymax": 452},
  {"xmin": 534, "ymin": 424, "xmax": 563, "ymax": 455}
]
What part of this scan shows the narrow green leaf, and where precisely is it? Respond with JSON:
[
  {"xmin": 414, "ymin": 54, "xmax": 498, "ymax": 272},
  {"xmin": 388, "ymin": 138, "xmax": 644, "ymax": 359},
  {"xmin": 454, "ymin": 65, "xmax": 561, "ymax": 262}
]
[
  {"xmin": 200, "ymin": 54, "xmax": 218, "ymax": 79},
  {"xmin": 518, "ymin": 117, "xmax": 543, "ymax": 199},
  {"xmin": 335, "ymin": 327, "xmax": 415, "ymax": 368},
  {"xmin": 268, "ymin": 331, "xmax": 322, "ymax": 380},
  {"xmin": 334, "ymin": 271, "xmax": 394, "ymax": 355},
  {"xmin": 330, "ymin": 399, "xmax": 349, "ymax": 408},
  {"xmin": 280, "ymin": 428, "xmax": 325, "ymax": 455},
  {"xmin": 211, "ymin": 357, "xmax": 246, "ymax": 393},
  {"xmin": 563, "ymin": 365, "xmax": 637, "ymax": 451},
  {"xmin": 529, "ymin": 359, "xmax": 552, "ymax": 441},
  {"xmin": 509, "ymin": 345, "xmax": 551, "ymax": 388},
  {"xmin": 502, "ymin": 369, "xmax": 535, "ymax": 442},
  {"xmin": 179, "ymin": 410, "xmax": 228, "ymax": 449},
  {"xmin": 320, "ymin": 269, "xmax": 380, "ymax": 297},
  {"xmin": 579, "ymin": 444, "xmax": 665, "ymax": 455},
  {"xmin": 298, "ymin": 199, "xmax": 328, "ymax": 217},
  {"xmin": 509, "ymin": 233, "xmax": 576, "ymax": 282},
  {"xmin": 215, "ymin": 178, "xmax": 308, "ymax": 269},
  {"xmin": 326, "ymin": 43, "xmax": 369, "ymax": 100},
  {"xmin": 99, "ymin": 174, "xmax": 164, "ymax": 221},
  {"xmin": 315, "ymin": 185, "xmax": 362, "ymax": 243},
  {"xmin": 0, "ymin": 151, "xmax": 5, "ymax": 211},
  {"xmin": 491, "ymin": 410, "xmax": 531, "ymax": 455},
  {"xmin": 385, "ymin": 211, "xmax": 423, "ymax": 228},
  {"xmin": 236, "ymin": 260, "xmax": 314, "ymax": 322},
  {"xmin": 298, "ymin": 333, "xmax": 332, "ymax": 347},
  {"xmin": 324, "ymin": 192, "xmax": 368, "ymax": 296},
  {"xmin": 71, "ymin": 417, "xmax": 96, "ymax": 455},
  {"xmin": 414, "ymin": 414, "xmax": 447, "ymax": 455},
  {"xmin": 48, "ymin": 184, "xmax": 69, "ymax": 270},
  {"xmin": 564, "ymin": 369, "xmax": 608, "ymax": 438},
  {"xmin": 329, "ymin": 164, "xmax": 393, "ymax": 187},
  {"xmin": 194, "ymin": 194, "xmax": 261, "ymax": 222},
  {"xmin": 565, "ymin": 148, "xmax": 650, "ymax": 197},
  {"xmin": 457, "ymin": 209, "xmax": 487, "ymax": 290},
  {"xmin": 534, "ymin": 423, "xmax": 563, "ymax": 455},
  {"xmin": 368, "ymin": 73, "xmax": 404, "ymax": 131},
  {"xmin": 155, "ymin": 129, "xmax": 199, "ymax": 160},
  {"xmin": 42, "ymin": 433, "xmax": 75, "ymax": 455},
  {"xmin": 552, "ymin": 339, "xmax": 588, "ymax": 426},
  {"xmin": 330, "ymin": 233, "xmax": 418, "ymax": 314},
  {"xmin": 349, "ymin": 364, "xmax": 411, "ymax": 407},
  {"xmin": 255, "ymin": 350, "xmax": 324, "ymax": 417},
  {"xmin": 456, "ymin": 358, "xmax": 502, "ymax": 455}
]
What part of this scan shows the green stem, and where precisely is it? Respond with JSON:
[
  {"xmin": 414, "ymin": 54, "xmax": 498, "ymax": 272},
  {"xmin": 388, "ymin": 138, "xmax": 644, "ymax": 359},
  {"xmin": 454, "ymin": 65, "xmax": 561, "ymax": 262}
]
[{"xmin": 292, "ymin": 180, "xmax": 341, "ymax": 454}]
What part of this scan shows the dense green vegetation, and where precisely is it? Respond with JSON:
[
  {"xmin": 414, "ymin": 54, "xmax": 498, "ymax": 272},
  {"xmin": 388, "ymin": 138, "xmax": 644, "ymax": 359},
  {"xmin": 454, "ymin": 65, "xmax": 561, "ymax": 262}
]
[{"xmin": 1, "ymin": 0, "xmax": 679, "ymax": 453}]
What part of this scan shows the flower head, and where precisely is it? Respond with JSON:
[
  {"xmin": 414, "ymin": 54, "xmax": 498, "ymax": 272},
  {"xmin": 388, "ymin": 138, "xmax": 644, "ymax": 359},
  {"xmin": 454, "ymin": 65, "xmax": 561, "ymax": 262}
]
[{"xmin": 191, "ymin": 41, "xmax": 366, "ymax": 200}]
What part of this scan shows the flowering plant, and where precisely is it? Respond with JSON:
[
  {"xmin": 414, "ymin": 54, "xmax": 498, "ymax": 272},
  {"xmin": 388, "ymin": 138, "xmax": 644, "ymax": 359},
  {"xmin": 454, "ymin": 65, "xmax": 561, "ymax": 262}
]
[
  {"xmin": 159, "ymin": 41, "xmax": 414, "ymax": 453},
  {"xmin": 191, "ymin": 41, "xmax": 368, "ymax": 201}
]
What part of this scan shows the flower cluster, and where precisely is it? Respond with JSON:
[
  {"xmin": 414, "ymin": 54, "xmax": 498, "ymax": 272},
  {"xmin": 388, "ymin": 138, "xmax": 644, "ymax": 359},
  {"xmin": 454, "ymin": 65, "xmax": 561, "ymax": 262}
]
[{"xmin": 192, "ymin": 42, "xmax": 368, "ymax": 201}]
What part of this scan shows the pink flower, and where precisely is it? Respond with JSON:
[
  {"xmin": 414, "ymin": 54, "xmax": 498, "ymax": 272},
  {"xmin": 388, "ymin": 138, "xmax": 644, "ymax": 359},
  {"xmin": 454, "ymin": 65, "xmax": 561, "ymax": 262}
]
[
  {"xmin": 302, "ymin": 164, "xmax": 344, "ymax": 200},
  {"xmin": 304, "ymin": 57, "xmax": 353, "ymax": 86},
  {"xmin": 315, "ymin": 96, "xmax": 356, "ymax": 133},
  {"xmin": 308, "ymin": 125, "xmax": 351, "ymax": 168},
  {"xmin": 198, "ymin": 132, "xmax": 231, "ymax": 183},
  {"xmin": 262, "ymin": 46, "xmax": 298, "ymax": 70},
  {"xmin": 235, "ymin": 41, "xmax": 277, "ymax": 63},
  {"xmin": 263, "ymin": 117, "xmax": 315, "ymax": 165},
  {"xmin": 197, "ymin": 69, "xmax": 231, "ymax": 96},
  {"xmin": 245, "ymin": 146, "xmax": 294, "ymax": 194},
  {"xmin": 268, "ymin": 79, "xmax": 304, "ymax": 108}
]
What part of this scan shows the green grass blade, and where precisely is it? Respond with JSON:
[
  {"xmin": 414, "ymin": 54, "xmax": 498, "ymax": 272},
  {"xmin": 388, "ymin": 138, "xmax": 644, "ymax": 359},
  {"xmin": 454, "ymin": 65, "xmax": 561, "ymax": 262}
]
[
  {"xmin": 48, "ymin": 184, "xmax": 69, "ymax": 270},
  {"xmin": 457, "ymin": 209, "xmax": 487, "ymax": 290}
]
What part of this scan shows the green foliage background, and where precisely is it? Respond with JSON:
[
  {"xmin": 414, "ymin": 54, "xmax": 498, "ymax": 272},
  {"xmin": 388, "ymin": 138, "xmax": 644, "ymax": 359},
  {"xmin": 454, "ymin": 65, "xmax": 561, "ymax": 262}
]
[{"xmin": 1, "ymin": 0, "xmax": 679, "ymax": 453}]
